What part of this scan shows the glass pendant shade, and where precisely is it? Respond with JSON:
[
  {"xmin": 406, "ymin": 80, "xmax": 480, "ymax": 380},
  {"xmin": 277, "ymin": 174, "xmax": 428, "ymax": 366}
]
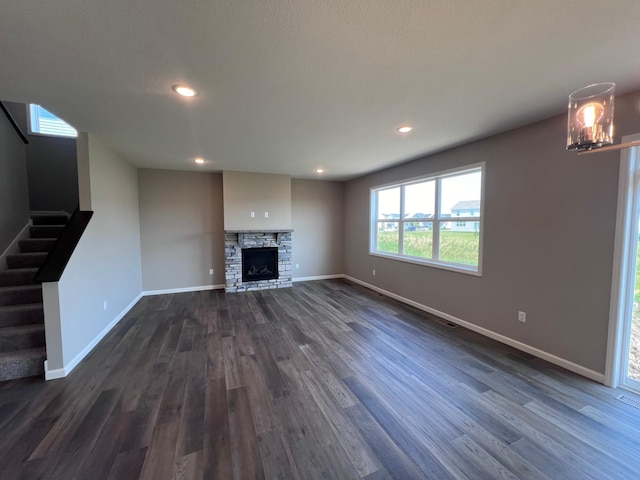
[{"xmin": 567, "ymin": 82, "xmax": 615, "ymax": 151}]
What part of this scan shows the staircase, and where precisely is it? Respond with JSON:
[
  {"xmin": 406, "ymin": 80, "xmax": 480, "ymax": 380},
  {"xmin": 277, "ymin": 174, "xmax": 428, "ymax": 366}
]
[{"xmin": 0, "ymin": 213, "xmax": 66, "ymax": 381}]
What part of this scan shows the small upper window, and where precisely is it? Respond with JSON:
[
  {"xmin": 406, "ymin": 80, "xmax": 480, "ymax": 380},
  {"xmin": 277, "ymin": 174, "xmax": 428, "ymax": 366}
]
[{"xmin": 28, "ymin": 104, "xmax": 77, "ymax": 138}]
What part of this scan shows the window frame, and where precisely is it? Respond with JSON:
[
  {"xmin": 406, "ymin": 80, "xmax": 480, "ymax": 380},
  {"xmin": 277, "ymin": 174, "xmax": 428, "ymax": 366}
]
[
  {"xmin": 27, "ymin": 104, "xmax": 78, "ymax": 138},
  {"xmin": 369, "ymin": 162, "xmax": 485, "ymax": 276}
]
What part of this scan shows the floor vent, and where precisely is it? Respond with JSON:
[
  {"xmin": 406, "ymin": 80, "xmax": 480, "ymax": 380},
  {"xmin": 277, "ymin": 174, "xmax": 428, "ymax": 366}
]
[
  {"xmin": 431, "ymin": 316, "xmax": 459, "ymax": 328},
  {"xmin": 616, "ymin": 394, "xmax": 640, "ymax": 409}
]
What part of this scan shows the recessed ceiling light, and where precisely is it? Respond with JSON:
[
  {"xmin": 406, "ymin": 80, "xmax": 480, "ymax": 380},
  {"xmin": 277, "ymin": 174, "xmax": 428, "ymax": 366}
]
[
  {"xmin": 194, "ymin": 157, "xmax": 205, "ymax": 164},
  {"xmin": 315, "ymin": 168, "xmax": 325, "ymax": 174},
  {"xmin": 397, "ymin": 125, "xmax": 413, "ymax": 133},
  {"xmin": 173, "ymin": 85, "xmax": 198, "ymax": 97}
]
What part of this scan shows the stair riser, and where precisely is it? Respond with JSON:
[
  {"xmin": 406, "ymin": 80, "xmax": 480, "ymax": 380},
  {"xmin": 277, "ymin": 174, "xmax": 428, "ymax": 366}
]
[
  {"xmin": 0, "ymin": 288, "xmax": 42, "ymax": 306},
  {"xmin": 6, "ymin": 254, "xmax": 47, "ymax": 269},
  {"xmin": 0, "ymin": 329, "xmax": 45, "ymax": 353},
  {"xmin": 0, "ymin": 270, "xmax": 37, "ymax": 287},
  {"xmin": 29, "ymin": 226, "xmax": 64, "ymax": 238},
  {"xmin": 19, "ymin": 239, "xmax": 56, "ymax": 253},
  {"xmin": 0, "ymin": 308, "xmax": 44, "ymax": 328},
  {"xmin": 0, "ymin": 351, "xmax": 45, "ymax": 381},
  {"xmin": 31, "ymin": 215, "xmax": 68, "ymax": 226}
]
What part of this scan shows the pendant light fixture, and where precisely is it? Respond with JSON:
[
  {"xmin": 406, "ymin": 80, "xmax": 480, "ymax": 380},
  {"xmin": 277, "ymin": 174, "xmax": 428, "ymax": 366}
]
[{"xmin": 567, "ymin": 82, "xmax": 615, "ymax": 151}]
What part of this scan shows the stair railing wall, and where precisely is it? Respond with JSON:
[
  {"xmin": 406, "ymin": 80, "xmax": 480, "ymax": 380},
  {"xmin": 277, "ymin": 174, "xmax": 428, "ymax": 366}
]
[
  {"xmin": 34, "ymin": 207, "xmax": 93, "ymax": 283},
  {"xmin": 0, "ymin": 101, "xmax": 28, "ymax": 145},
  {"xmin": 0, "ymin": 101, "xmax": 31, "ymax": 259}
]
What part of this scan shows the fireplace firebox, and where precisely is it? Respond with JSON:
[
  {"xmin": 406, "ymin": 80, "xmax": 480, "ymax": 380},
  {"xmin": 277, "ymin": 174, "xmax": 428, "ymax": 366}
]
[{"xmin": 242, "ymin": 247, "xmax": 279, "ymax": 282}]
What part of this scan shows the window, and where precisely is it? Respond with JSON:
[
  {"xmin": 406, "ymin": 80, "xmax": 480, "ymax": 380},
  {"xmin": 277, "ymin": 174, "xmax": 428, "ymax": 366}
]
[
  {"xmin": 28, "ymin": 104, "xmax": 77, "ymax": 138},
  {"xmin": 370, "ymin": 163, "xmax": 484, "ymax": 274}
]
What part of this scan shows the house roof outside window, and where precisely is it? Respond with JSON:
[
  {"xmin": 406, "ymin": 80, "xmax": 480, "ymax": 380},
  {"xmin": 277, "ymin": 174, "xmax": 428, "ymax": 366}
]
[{"xmin": 451, "ymin": 200, "xmax": 480, "ymax": 213}]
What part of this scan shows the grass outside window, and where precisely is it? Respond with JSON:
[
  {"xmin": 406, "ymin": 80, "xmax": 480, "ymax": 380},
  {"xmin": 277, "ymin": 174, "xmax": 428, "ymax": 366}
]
[{"xmin": 378, "ymin": 230, "xmax": 479, "ymax": 266}]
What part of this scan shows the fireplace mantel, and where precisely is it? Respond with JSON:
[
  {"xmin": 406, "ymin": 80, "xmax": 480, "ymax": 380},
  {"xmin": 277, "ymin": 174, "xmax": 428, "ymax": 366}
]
[{"xmin": 225, "ymin": 229, "xmax": 293, "ymax": 233}]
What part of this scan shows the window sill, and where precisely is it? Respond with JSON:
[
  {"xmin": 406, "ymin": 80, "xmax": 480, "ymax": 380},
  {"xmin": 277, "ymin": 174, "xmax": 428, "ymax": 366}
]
[
  {"xmin": 369, "ymin": 251, "xmax": 482, "ymax": 277},
  {"xmin": 27, "ymin": 130, "xmax": 77, "ymax": 139}
]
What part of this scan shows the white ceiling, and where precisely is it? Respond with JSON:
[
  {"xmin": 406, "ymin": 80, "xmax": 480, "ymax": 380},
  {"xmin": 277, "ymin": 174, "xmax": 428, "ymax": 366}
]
[{"xmin": 2, "ymin": 1, "xmax": 640, "ymax": 180}]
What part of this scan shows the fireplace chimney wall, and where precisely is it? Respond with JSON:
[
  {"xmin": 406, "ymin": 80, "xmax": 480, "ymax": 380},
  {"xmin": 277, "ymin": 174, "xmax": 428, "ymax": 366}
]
[{"xmin": 223, "ymin": 171, "xmax": 292, "ymax": 231}]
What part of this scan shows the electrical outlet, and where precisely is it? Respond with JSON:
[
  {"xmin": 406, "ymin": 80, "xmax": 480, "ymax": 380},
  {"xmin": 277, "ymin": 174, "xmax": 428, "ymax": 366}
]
[
  {"xmin": 518, "ymin": 311, "xmax": 526, "ymax": 323},
  {"xmin": 295, "ymin": 263, "xmax": 300, "ymax": 269},
  {"xmin": 264, "ymin": 211, "xmax": 269, "ymax": 218},
  {"xmin": 251, "ymin": 211, "xmax": 255, "ymax": 218},
  {"xmin": 209, "ymin": 268, "xmax": 214, "ymax": 275},
  {"xmin": 103, "ymin": 300, "xmax": 108, "ymax": 311},
  {"xmin": 372, "ymin": 269, "xmax": 376, "ymax": 276}
]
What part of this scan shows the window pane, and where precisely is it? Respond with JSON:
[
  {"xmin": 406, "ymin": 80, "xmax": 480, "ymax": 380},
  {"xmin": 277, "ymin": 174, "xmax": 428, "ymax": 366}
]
[
  {"xmin": 403, "ymin": 222, "xmax": 432, "ymax": 258},
  {"xmin": 627, "ymin": 215, "xmax": 640, "ymax": 382},
  {"xmin": 440, "ymin": 170, "xmax": 482, "ymax": 218},
  {"xmin": 376, "ymin": 187, "xmax": 400, "ymax": 220},
  {"xmin": 376, "ymin": 222, "xmax": 399, "ymax": 253},
  {"xmin": 29, "ymin": 104, "xmax": 77, "ymax": 138},
  {"xmin": 439, "ymin": 223, "xmax": 479, "ymax": 266},
  {"xmin": 403, "ymin": 181, "xmax": 435, "ymax": 219}
]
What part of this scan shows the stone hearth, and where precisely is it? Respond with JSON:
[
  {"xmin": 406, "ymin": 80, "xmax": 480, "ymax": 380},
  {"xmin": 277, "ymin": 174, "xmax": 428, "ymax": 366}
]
[{"xmin": 224, "ymin": 230, "xmax": 292, "ymax": 293}]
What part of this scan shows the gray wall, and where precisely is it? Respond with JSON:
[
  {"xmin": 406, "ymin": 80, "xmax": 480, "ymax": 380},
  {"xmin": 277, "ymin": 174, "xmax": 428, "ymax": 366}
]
[
  {"xmin": 4, "ymin": 102, "xmax": 78, "ymax": 214},
  {"xmin": 139, "ymin": 169, "xmax": 225, "ymax": 291},
  {"xmin": 223, "ymin": 171, "xmax": 292, "ymax": 230},
  {"xmin": 292, "ymin": 179, "xmax": 345, "ymax": 279},
  {"xmin": 44, "ymin": 134, "xmax": 142, "ymax": 372},
  {"xmin": 138, "ymin": 171, "xmax": 344, "ymax": 289},
  {"xmin": 0, "ymin": 109, "xmax": 30, "ymax": 255},
  {"xmin": 344, "ymin": 90, "xmax": 640, "ymax": 375},
  {"xmin": 25, "ymin": 135, "xmax": 78, "ymax": 213}
]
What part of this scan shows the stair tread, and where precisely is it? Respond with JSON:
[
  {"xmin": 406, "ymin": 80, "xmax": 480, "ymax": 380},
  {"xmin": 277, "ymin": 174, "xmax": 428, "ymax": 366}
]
[
  {"xmin": 29, "ymin": 226, "xmax": 65, "ymax": 239},
  {"xmin": 0, "ymin": 268, "xmax": 38, "ymax": 273},
  {"xmin": 31, "ymin": 214, "xmax": 69, "ymax": 226},
  {"xmin": 0, "ymin": 303, "xmax": 44, "ymax": 329},
  {"xmin": 0, "ymin": 347, "xmax": 45, "ymax": 359},
  {"xmin": 0, "ymin": 324, "xmax": 44, "ymax": 335},
  {"xmin": 0, "ymin": 347, "xmax": 45, "ymax": 381},
  {"xmin": 5, "ymin": 252, "xmax": 48, "ymax": 269},
  {"xmin": 0, "ymin": 268, "xmax": 39, "ymax": 282},
  {"xmin": 0, "ymin": 285, "xmax": 41, "ymax": 292},
  {"xmin": 0, "ymin": 303, "xmax": 43, "ymax": 311}
]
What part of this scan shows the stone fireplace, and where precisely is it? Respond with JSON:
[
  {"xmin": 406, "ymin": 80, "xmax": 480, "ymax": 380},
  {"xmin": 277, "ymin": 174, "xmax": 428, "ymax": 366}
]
[{"xmin": 224, "ymin": 230, "xmax": 292, "ymax": 293}]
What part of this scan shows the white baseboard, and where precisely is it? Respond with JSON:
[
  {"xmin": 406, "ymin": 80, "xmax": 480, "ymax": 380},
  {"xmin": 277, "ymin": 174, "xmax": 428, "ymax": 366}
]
[
  {"xmin": 293, "ymin": 274, "xmax": 346, "ymax": 283},
  {"xmin": 344, "ymin": 275, "xmax": 605, "ymax": 384},
  {"xmin": 0, "ymin": 221, "xmax": 31, "ymax": 269},
  {"xmin": 43, "ymin": 360, "xmax": 65, "ymax": 380},
  {"xmin": 45, "ymin": 292, "xmax": 144, "ymax": 380},
  {"xmin": 142, "ymin": 284, "xmax": 224, "ymax": 296}
]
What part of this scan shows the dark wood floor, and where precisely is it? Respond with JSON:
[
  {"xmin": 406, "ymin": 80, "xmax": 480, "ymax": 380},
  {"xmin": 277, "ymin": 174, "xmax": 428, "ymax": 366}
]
[{"xmin": 1, "ymin": 279, "xmax": 639, "ymax": 479}]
